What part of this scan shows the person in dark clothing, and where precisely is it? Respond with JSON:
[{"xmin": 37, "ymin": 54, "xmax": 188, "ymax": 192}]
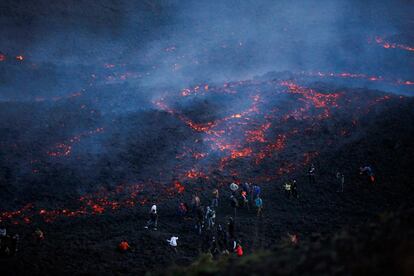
[
  {"xmin": 205, "ymin": 206, "xmax": 216, "ymax": 230},
  {"xmin": 191, "ymin": 194, "xmax": 201, "ymax": 214},
  {"xmin": 217, "ymin": 224, "xmax": 228, "ymax": 253},
  {"xmin": 177, "ymin": 202, "xmax": 189, "ymax": 218},
  {"xmin": 360, "ymin": 166, "xmax": 375, "ymax": 183},
  {"xmin": 252, "ymin": 184, "xmax": 261, "ymax": 200},
  {"xmin": 242, "ymin": 182, "xmax": 250, "ymax": 196},
  {"xmin": 211, "ymin": 188, "xmax": 219, "ymax": 209},
  {"xmin": 336, "ymin": 171, "xmax": 345, "ymax": 192},
  {"xmin": 291, "ymin": 180, "xmax": 298, "ymax": 198},
  {"xmin": 241, "ymin": 190, "xmax": 250, "ymax": 211},
  {"xmin": 308, "ymin": 164, "xmax": 316, "ymax": 184},
  {"xmin": 201, "ymin": 232, "xmax": 211, "ymax": 252},
  {"xmin": 0, "ymin": 233, "xmax": 19, "ymax": 257},
  {"xmin": 255, "ymin": 196, "xmax": 263, "ymax": 217},
  {"xmin": 227, "ymin": 217, "xmax": 235, "ymax": 240},
  {"xmin": 230, "ymin": 195, "xmax": 239, "ymax": 218},
  {"xmin": 209, "ymin": 235, "xmax": 220, "ymax": 256},
  {"xmin": 195, "ymin": 206, "xmax": 205, "ymax": 235},
  {"xmin": 145, "ymin": 205, "xmax": 158, "ymax": 230}
]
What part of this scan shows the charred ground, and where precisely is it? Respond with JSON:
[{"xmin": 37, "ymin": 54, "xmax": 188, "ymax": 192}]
[{"xmin": 1, "ymin": 73, "xmax": 414, "ymax": 274}]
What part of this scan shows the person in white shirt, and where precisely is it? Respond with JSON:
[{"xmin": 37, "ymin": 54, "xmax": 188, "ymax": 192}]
[{"xmin": 167, "ymin": 236, "xmax": 179, "ymax": 252}]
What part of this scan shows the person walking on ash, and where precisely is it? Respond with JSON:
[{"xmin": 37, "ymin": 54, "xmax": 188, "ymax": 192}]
[
  {"xmin": 205, "ymin": 206, "xmax": 216, "ymax": 230},
  {"xmin": 284, "ymin": 181, "xmax": 292, "ymax": 198},
  {"xmin": 211, "ymin": 188, "xmax": 219, "ymax": 209},
  {"xmin": 291, "ymin": 180, "xmax": 298, "ymax": 199},
  {"xmin": 144, "ymin": 204, "xmax": 158, "ymax": 230},
  {"xmin": 255, "ymin": 196, "xmax": 263, "ymax": 217},
  {"xmin": 336, "ymin": 171, "xmax": 345, "ymax": 192},
  {"xmin": 308, "ymin": 164, "xmax": 316, "ymax": 184}
]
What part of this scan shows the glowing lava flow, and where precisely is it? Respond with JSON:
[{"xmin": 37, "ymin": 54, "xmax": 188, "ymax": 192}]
[
  {"xmin": 301, "ymin": 71, "xmax": 414, "ymax": 86},
  {"xmin": 159, "ymin": 79, "xmax": 345, "ymax": 179},
  {"xmin": 0, "ymin": 181, "xmax": 185, "ymax": 225},
  {"xmin": 47, "ymin": 128, "xmax": 104, "ymax": 157},
  {"xmin": 375, "ymin": 36, "xmax": 414, "ymax": 52},
  {"xmin": 280, "ymin": 80, "xmax": 341, "ymax": 120},
  {"xmin": 2, "ymin": 73, "xmax": 400, "ymax": 226}
]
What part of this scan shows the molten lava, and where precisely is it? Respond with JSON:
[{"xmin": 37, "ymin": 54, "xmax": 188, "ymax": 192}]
[{"xmin": 375, "ymin": 36, "xmax": 414, "ymax": 52}]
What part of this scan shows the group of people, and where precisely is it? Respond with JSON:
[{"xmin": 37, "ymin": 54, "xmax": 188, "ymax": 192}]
[
  {"xmin": 141, "ymin": 163, "xmax": 376, "ymax": 256},
  {"xmin": 0, "ymin": 163, "xmax": 376, "ymax": 259},
  {"xmin": 143, "ymin": 181, "xmax": 266, "ymax": 257},
  {"xmin": 282, "ymin": 163, "xmax": 376, "ymax": 198},
  {"xmin": 0, "ymin": 227, "xmax": 19, "ymax": 258},
  {"xmin": 229, "ymin": 182, "xmax": 264, "ymax": 218}
]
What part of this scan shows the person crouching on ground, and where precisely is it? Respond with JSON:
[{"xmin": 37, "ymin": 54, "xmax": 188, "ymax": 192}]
[
  {"xmin": 166, "ymin": 236, "xmax": 178, "ymax": 253},
  {"xmin": 360, "ymin": 165, "xmax": 375, "ymax": 184},
  {"xmin": 233, "ymin": 240, "xmax": 243, "ymax": 257}
]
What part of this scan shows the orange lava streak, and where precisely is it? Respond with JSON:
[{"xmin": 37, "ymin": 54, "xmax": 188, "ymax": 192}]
[
  {"xmin": 184, "ymin": 169, "xmax": 209, "ymax": 180},
  {"xmin": 246, "ymin": 122, "xmax": 271, "ymax": 143},
  {"xmin": 230, "ymin": 147, "xmax": 253, "ymax": 159},
  {"xmin": 375, "ymin": 36, "xmax": 414, "ymax": 52},
  {"xmin": 47, "ymin": 128, "xmax": 104, "ymax": 157},
  {"xmin": 0, "ymin": 181, "xmax": 188, "ymax": 225},
  {"xmin": 255, "ymin": 134, "xmax": 287, "ymax": 164},
  {"xmin": 280, "ymin": 81, "xmax": 340, "ymax": 109}
]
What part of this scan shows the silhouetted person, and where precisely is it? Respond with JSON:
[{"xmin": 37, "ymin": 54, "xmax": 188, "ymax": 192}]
[
  {"xmin": 360, "ymin": 166, "xmax": 375, "ymax": 183},
  {"xmin": 145, "ymin": 204, "xmax": 158, "ymax": 230},
  {"xmin": 255, "ymin": 196, "xmax": 263, "ymax": 217},
  {"xmin": 308, "ymin": 164, "xmax": 316, "ymax": 184},
  {"xmin": 205, "ymin": 206, "xmax": 216, "ymax": 230},
  {"xmin": 336, "ymin": 172, "xmax": 344, "ymax": 192},
  {"xmin": 227, "ymin": 217, "xmax": 235, "ymax": 240},
  {"xmin": 291, "ymin": 180, "xmax": 298, "ymax": 198},
  {"xmin": 284, "ymin": 181, "xmax": 292, "ymax": 198},
  {"xmin": 211, "ymin": 188, "xmax": 219, "ymax": 209},
  {"xmin": 195, "ymin": 206, "xmax": 205, "ymax": 235},
  {"xmin": 230, "ymin": 195, "xmax": 239, "ymax": 218}
]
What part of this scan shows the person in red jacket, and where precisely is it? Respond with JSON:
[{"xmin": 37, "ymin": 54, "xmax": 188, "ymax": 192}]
[
  {"xmin": 234, "ymin": 241, "xmax": 243, "ymax": 257},
  {"xmin": 118, "ymin": 241, "xmax": 130, "ymax": 251}
]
